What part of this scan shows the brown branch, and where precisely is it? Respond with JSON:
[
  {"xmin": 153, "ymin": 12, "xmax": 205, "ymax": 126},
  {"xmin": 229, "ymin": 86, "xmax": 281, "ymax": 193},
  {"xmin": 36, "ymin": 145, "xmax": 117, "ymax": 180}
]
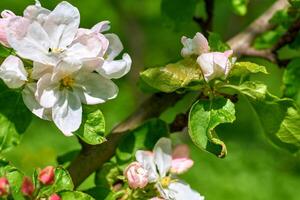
[
  {"xmin": 193, "ymin": 0, "xmax": 214, "ymax": 36},
  {"xmin": 67, "ymin": 0, "xmax": 291, "ymax": 188}
]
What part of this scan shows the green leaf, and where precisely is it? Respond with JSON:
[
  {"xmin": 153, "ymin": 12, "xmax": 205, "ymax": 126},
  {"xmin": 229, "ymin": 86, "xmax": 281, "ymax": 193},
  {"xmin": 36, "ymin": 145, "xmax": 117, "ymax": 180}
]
[
  {"xmin": 140, "ymin": 58, "xmax": 203, "ymax": 93},
  {"xmin": 229, "ymin": 62, "xmax": 268, "ymax": 77},
  {"xmin": 94, "ymin": 162, "xmax": 120, "ymax": 189},
  {"xmin": 188, "ymin": 97, "xmax": 236, "ymax": 158},
  {"xmin": 75, "ymin": 105, "xmax": 106, "ymax": 145},
  {"xmin": 227, "ymin": 81, "xmax": 300, "ymax": 152},
  {"xmin": 283, "ymin": 58, "xmax": 300, "ymax": 106},
  {"xmin": 253, "ymin": 26, "xmax": 286, "ymax": 49},
  {"xmin": 161, "ymin": 0, "xmax": 198, "ymax": 28},
  {"xmin": 0, "ymin": 81, "xmax": 32, "ymax": 152},
  {"xmin": 116, "ymin": 119, "xmax": 169, "ymax": 164},
  {"xmin": 231, "ymin": 0, "xmax": 249, "ymax": 16},
  {"xmin": 208, "ymin": 32, "xmax": 230, "ymax": 52},
  {"xmin": 34, "ymin": 167, "xmax": 74, "ymax": 197},
  {"xmin": 59, "ymin": 191, "xmax": 95, "ymax": 200},
  {"xmin": 84, "ymin": 187, "xmax": 113, "ymax": 200}
]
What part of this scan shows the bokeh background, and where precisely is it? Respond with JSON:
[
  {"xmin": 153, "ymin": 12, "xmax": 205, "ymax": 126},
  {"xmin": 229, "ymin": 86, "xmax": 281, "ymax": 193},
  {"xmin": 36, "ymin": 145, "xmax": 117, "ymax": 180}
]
[{"xmin": 1, "ymin": 0, "xmax": 300, "ymax": 199}]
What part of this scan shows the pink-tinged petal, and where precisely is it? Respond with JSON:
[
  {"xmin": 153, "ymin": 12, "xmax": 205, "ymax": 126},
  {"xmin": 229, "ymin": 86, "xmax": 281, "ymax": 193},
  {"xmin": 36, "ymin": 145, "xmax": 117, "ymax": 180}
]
[
  {"xmin": 0, "ymin": 55, "xmax": 27, "ymax": 89},
  {"xmin": 0, "ymin": 177, "xmax": 9, "ymax": 196},
  {"xmin": 135, "ymin": 151, "xmax": 158, "ymax": 182},
  {"xmin": 153, "ymin": 138, "xmax": 172, "ymax": 178},
  {"xmin": 49, "ymin": 193, "xmax": 61, "ymax": 200},
  {"xmin": 0, "ymin": 10, "xmax": 15, "ymax": 47},
  {"xmin": 6, "ymin": 17, "xmax": 54, "ymax": 65},
  {"xmin": 74, "ymin": 72, "xmax": 118, "ymax": 105},
  {"xmin": 124, "ymin": 162, "xmax": 149, "ymax": 189},
  {"xmin": 91, "ymin": 21, "xmax": 111, "ymax": 33},
  {"xmin": 21, "ymin": 177, "xmax": 34, "ymax": 197},
  {"xmin": 38, "ymin": 166, "xmax": 55, "ymax": 185},
  {"xmin": 97, "ymin": 53, "xmax": 131, "ymax": 79},
  {"xmin": 170, "ymin": 158, "xmax": 194, "ymax": 174},
  {"xmin": 52, "ymin": 89, "xmax": 82, "ymax": 136},
  {"xmin": 1, "ymin": 10, "xmax": 15, "ymax": 18},
  {"xmin": 181, "ymin": 32, "xmax": 210, "ymax": 57},
  {"xmin": 43, "ymin": 1, "xmax": 80, "ymax": 49},
  {"xmin": 22, "ymin": 83, "xmax": 52, "ymax": 121},
  {"xmin": 172, "ymin": 144, "xmax": 190, "ymax": 159}
]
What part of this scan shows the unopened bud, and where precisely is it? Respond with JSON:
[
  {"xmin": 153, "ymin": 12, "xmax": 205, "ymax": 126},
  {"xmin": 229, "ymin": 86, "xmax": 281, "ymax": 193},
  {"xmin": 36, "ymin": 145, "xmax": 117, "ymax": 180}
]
[
  {"xmin": 124, "ymin": 162, "xmax": 148, "ymax": 189},
  {"xmin": 0, "ymin": 177, "xmax": 9, "ymax": 196},
  {"xmin": 49, "ymin": 193, "xmax": 61, "ymax": 200},
  {"xmin": 38, "ymin": 166, "xmax": 55, "ymax": 185},
  {"xmin": 21, "ymin": 177, "xmax": 34, "ymax": 196}
]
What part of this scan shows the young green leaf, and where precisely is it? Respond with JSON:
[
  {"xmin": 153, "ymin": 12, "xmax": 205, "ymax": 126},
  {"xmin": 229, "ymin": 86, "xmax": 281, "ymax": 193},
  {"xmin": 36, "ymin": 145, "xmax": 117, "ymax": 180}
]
[
  {"xmin": 188, "ymin": 97, "xmax": 236, "ymax": 158},
  {"xmin": 229, "ymin": 62, "xmax": 268, "ymax": 78},
  {"xmin": 140, "ymin": 58, "xmax": 204, "ymax": 93},
  {"xmin": 283, "ymin": 58, "xmax": 300, "ymax": 106},
  {"xmin": 208, "ymin": 32, "xmax": 231, "ymax": 52},
  {"xmin": 75, "ymin": 105, "xmax": 106, "ymax": 145}
]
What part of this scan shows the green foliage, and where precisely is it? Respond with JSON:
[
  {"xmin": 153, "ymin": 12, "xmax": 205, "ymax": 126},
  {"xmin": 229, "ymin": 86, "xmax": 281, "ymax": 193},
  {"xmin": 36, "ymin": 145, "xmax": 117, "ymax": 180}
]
[
  {"xmin": 161, "ymin": 0, "xmax": 198, "ymax": 28},
  {"xmin": 59, "ymin": 191, "xmax": 95, "ymax": 200},
  {"xmin": 95, "ymin": 162, "xmax": 121, "ymax": 189},
  {"xmin": 75, "ymin": 105, "xmax": 106, "ymax": 145},
  {"xmin": 229, "ymin": 62, "xmax": 268, "ymax": 77},
  {"xmin": 231, "ymin": 0, "xmax": 249, "ymax": 16},
  {"xmin": 208, "ymin": 32, "xmax": 231, "ymax": 52},
  {"xmin": 0, "ymin": 82, "xmax": 32, "ymax": 153},
  {"xmin": 223, "ymin": 81, "xmax": 300, "ymax": 152},
  {"xmin": 0, "ymin": 159, "xmax": 25, "ymax": 200},
  {"xmin": 140, "ymin": 58, "xmax": 204, "ymax": 93},
  {"xmin": 188, "ymin": 97, "xmax": 236, "ymax": 158},
  {"xmin": 283, "ymin": 58, "xmax": 300, "ymax": 106},
  {"xmin": 116, "ymin": 119, "xmax": 169, "ymax": 164}
]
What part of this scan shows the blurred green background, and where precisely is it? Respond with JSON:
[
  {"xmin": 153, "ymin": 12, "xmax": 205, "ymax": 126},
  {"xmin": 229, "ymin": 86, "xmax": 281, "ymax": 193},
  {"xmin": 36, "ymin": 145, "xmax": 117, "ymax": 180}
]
[{"xmin": 1, "ymin": 0, "xmax": 300, "ymax": 199}]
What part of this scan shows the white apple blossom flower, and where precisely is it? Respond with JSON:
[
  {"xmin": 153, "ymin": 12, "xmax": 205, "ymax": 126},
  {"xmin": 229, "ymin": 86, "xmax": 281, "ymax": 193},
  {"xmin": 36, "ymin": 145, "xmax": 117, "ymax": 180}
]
[
  {"xmin": 181, "ymin": 32, "xmax": 235, "ymax": 82},
  {"xmin": 135, "ymin": 138, "xmax": 204, "ymax": 200}
]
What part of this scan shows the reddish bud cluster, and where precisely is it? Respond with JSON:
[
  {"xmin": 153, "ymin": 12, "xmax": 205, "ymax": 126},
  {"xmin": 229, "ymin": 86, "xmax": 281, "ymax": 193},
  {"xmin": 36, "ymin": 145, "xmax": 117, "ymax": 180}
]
[{"xmin": 0, "ymin": 177, "xmax": 9, "ymax": 196}]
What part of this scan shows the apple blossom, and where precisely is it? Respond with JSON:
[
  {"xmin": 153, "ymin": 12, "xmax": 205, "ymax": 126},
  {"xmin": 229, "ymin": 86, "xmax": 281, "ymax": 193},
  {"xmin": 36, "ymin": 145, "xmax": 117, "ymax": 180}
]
[
  {"xmin": 124, "ymin": 162, "xmax": 149, "ymax": 189},
  {"xmin": 21, "ymin": 177, "xmax": 34, "ymax": 196},
  {"xmin": 0, "ymin": 177, "xmax": 9, "ymax": 196},
  {"xmin": 38, "ymin": 166, "xmax": 55, "ymax": 185},
  {"xmin": 49, "ymin": 193, "xmax": 61, "ymax": 200},
  {"xmin": 135, "ymin": 138, "xmax": 204, "ymax": 200},
  {"xmin": 171, "ymin": 144, "xmax": 194, "ymax": 174},
  {"xmin": 181, "ymin": 32, "xmax": 210, "ymax": 57},
  {"xmin": 0, "ymin": 10, "xmax": 15, "ymax": 47}
]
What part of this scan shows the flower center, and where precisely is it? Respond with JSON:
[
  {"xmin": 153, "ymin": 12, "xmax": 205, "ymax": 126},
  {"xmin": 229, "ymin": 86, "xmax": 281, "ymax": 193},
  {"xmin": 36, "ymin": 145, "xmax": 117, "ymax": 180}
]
[
  {"xmin": 160, "ymin": 176, "xmax": 171, "ymax": 188},
  {"xmin": 61, "ymin": 76, "xmax": 75, "ymax": 88},
  {"xmin": 48, "ymin": 48, "xmax": 64, "ymax": 54}
]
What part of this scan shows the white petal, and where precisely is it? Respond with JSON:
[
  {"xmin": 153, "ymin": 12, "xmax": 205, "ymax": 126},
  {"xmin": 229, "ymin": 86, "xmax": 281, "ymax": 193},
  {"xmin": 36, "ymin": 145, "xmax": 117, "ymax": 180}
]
[
  {"xmin": 31, "ymin": 62, "xmax": 53, "ymax": 80},
  {"xmin": 197, "ymin": 53, "xmax": 215, "ymax": 81},
  {"xmin": 91, "ymin": 21, "xmax": 111, "ymax": 33},
  {"xmin": 51, "ymin": 58, "xmax": 81, "ymax": 82},
  {"xmin": 135, "ymin": 151, "xmax": 158, "ymax": 182},
  {"xmin": 0, "ymin": 55, "xmax": 27, "ymax": 88},
  {"xmin": 36, "ymin": 73, "xmax": 59, "ymax": 108},
  {"xmin": 97, "ymin": 53, "xmax": 131, "ymax": 79},
  {"xmin": 81, "ymin": 57, "xmax": 104, "ymax": 72},
  {"xmin": 168, "ymin": 182, "xmax": 205, "ymax": 200},
  {"xmin": 74, "ymin": 72, "xmax": 118, "ymax": 105},
  {"xmin": 43, "ymin": 1, "xmax": 80, "ymax": 49},
  {"xmin": 52, "ymin": 89, "xmax": 82, "ymax": 136},
  {"xmin": 23, "ymin": 3, "xmax": 50, "ymax": 24},
  {"xmin": 22, "ymin": 83, "xmax": 51, "ymax": 120},
  {"xmin": 153, "ymin": 138, "xmax": 172, "ymax": 178},
  {"xmin": 181, "ymin": 32, "xmax": 210, "ymax": 57},
  {"xmin": 105, "ymin": 33, "xmax": 123, "ymax": 61},
  {"xmin": 6, "ymin": 17, "xmax": 53, "ymax": 64}
]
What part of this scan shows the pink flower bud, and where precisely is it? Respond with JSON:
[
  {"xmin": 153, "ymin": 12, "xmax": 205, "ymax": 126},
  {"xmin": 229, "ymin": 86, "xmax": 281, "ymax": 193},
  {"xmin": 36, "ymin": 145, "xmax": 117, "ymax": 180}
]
[
  {"xmin": 171, "ymin": 144, "xmax": 194, "ymax": 174},
  {"xmin": 124, "ymin": 162, "xmax": 148, "ymax": 189},
  {"xmin": 0, "ymin": 177, "xmax": 9, "ymax": 196},
  {"xmin": 38, "ymin": 166, "xmax": 55, "ymax": 185},
  {"xmin": 21, "ymin": 177, "xmax": 34, "ymax": 196},
  {"xmin": 0, "ymin": 10, "xmax": 15, "ymax": 47},
  {"xmin": 49, "ymin": 193, "xmax": 61, "ymax": 200}
]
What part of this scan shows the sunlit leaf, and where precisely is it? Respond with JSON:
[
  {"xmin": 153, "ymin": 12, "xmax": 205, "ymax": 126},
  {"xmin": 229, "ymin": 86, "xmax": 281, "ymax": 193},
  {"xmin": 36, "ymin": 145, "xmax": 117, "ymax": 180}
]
[
  {"xmin": 231, "ymin": 0, "xmax": 249, "ymax": 16},
  {"xmin": 229, "ymin": 62, "xmax": 268, "ymax": 77}
]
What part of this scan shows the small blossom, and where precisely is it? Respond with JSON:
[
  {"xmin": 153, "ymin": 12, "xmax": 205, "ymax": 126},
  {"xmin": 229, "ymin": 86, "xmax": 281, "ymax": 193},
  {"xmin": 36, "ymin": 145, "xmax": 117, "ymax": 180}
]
[
  {"xmin": 181, "ymin": 32, "xmax": 210, "ymax": 57},
  {"xmin": 0, "ymin": 55, "xmax": 27, "ymax": 89},
  {"xmin": 49, "ymin": 193, "xmax": 61, "ymax": 200},
  {"xmin": 0, "ymin": 177, "xmax": 9, "ymax": 196},
  {"xmin": 21, "ymin": 177, "xmax": 34, "ymax": 196},
  {"xmin": 124, "ymin": 162, "xmax": 148, "ymax": 189},
  {"xmin": 38, "ymin": 166, "xmax": 55, "ymax": 185},
  {"xmin": 171, "ymin": 144, "xmax": 194, "ymax": 174},
  {"xmin": 0, "ymin": 10, "xmax": 15, "ymax": 47}
]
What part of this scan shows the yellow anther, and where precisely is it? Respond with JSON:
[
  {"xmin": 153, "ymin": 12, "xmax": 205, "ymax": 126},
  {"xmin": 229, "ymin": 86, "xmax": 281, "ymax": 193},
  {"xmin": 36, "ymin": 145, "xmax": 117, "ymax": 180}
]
[
  {"xmin": 61, "ymin": 76, "xmax": 75, "ymax": 88},
  {"xmin": 161, "ymin": 176, "xmax": 171, "ymax": 188}
]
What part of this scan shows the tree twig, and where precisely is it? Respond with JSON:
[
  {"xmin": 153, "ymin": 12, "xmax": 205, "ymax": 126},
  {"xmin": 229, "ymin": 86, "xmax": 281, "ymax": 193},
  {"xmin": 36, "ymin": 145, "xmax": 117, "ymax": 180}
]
[
  {"xmin": 67, "ymin": 0, "xmax": 291, "ymax": 188},
  {"xmin": 193, "ymin": 0, "xmax": 214, "ymax": 36}
]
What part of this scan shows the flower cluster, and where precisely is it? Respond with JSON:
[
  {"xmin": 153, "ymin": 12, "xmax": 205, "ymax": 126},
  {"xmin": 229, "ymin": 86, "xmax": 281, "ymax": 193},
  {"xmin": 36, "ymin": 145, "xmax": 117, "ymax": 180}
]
[
  {"xmin": 0, "ymin": 0, "xmax": 131, "ymax": 135},
  {"xmin": 0, "ymin": 166, "xmax": 60, "ymax": 199},
  {"xmin": 124, "ymin": 138, "xmax": 204, "ymax": 200},
  {"xmin": 181, "ymin": 32, "xmax": 235, "ymax": 82}
]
